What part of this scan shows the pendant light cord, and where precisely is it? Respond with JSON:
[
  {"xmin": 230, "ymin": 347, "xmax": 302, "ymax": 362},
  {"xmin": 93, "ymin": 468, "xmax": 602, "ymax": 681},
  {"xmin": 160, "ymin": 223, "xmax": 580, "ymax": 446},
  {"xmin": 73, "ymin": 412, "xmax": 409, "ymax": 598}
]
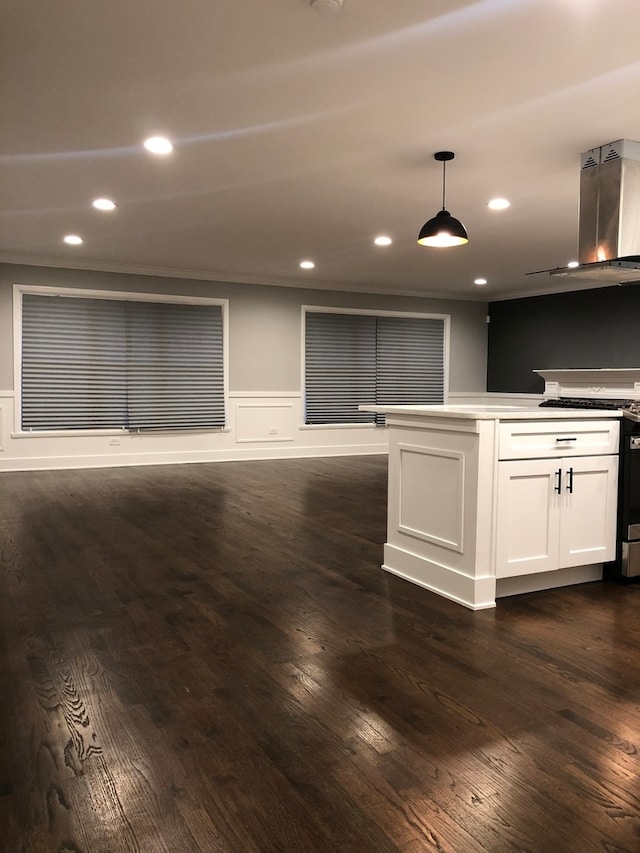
[{"xmin": 441, "ymin": 159, "xmax": 447, "ymax": 211}]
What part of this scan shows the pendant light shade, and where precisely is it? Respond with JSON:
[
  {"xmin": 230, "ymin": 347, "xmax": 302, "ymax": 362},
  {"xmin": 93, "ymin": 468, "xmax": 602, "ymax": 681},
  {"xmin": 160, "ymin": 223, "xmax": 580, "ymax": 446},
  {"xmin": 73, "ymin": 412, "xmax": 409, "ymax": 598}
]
[{"xmin": 417, "ymin": 151, "xmax": 469, "ymax": 247}]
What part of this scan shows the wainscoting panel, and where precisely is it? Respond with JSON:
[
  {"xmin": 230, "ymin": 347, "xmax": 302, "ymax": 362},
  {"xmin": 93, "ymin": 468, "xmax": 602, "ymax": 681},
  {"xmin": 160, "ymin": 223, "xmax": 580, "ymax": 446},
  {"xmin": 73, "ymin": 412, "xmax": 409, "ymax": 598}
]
[
  {"xmin": 0, "ymin": 390, "xmax": 532, "ymax": 472},
  {"xmin": 235, "ymin": 401, "xmax": 295, "ymax": 443},
  {"xmin": 0, "ymin": 393, "xmax": 6, "ymax": 451},
  {"xmin": 0, "ymin": 391, "xmax": 389, "ymax": 471}
]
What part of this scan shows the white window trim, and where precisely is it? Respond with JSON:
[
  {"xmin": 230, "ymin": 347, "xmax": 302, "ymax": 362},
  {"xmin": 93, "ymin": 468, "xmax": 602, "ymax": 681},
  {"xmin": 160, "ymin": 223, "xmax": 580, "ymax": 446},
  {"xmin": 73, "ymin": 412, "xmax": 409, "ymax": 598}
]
[
  {"xmin": 12, "ymin": 283, "xmax": 230, "ymax": 437},
  {"xmin": 300, "ymin": 305, "xmax": 451, "ymax": 426}
]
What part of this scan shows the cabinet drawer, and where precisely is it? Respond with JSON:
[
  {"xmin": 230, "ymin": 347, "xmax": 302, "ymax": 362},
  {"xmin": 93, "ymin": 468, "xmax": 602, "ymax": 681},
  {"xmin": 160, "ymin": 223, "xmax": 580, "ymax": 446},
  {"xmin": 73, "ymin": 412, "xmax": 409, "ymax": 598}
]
[{"xmin": 498, "ymin": 419, "xmax": 620, "ymax": 460}]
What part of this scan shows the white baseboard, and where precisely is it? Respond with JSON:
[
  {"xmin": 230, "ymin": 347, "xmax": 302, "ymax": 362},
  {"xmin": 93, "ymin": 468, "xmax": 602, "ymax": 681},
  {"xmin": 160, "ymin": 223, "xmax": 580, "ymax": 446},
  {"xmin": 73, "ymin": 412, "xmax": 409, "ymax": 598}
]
[
  {"xmin": 0, "ymin": 441, "xmax": 388, "ymax": 472},
  {"xmin": 496, "ymin": 565, "xmax": 603, "ymax": 598},
  {"xmin": 382, "ymin": 544, "xmax": 497, "ymax": 610}
]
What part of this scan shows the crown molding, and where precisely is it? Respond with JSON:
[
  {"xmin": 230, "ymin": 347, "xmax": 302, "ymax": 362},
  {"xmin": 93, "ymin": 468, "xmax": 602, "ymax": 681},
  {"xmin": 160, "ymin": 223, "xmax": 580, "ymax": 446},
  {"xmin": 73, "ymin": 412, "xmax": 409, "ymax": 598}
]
[{"xmin": 0, "ymin": 252, "xmax": 489, "ymax": 302}]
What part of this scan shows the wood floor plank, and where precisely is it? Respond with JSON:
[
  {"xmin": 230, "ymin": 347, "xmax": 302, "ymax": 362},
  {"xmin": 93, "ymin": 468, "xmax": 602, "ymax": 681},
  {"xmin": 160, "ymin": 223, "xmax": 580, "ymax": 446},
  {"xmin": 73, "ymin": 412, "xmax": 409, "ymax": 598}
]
[{"xmin": 1, "ymin": 456, "xmax": 639, "ymax": 851}]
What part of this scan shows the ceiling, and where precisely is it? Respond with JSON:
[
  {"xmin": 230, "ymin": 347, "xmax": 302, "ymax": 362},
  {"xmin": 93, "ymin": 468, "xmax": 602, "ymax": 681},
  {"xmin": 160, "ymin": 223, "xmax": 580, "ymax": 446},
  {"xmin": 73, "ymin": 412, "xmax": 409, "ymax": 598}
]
[{"xmin": 4, "ymin": 0, "xmax": 640, "ymax": 301}]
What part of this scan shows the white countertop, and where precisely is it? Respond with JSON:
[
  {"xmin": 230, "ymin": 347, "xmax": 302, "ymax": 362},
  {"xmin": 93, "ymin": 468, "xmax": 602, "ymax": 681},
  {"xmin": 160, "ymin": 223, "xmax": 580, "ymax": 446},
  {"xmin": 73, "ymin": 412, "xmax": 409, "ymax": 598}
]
[{"xmin": 358, "ymin": 404, "xmax": 623, "ymax": 421}]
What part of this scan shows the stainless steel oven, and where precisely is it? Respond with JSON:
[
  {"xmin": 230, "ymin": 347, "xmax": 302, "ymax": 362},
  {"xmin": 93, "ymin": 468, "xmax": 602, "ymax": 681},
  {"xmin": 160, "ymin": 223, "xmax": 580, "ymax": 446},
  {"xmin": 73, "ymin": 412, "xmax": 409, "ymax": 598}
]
[{"xmin": 616, "ymin": 410, "xmax": 640, "ymax": 577}]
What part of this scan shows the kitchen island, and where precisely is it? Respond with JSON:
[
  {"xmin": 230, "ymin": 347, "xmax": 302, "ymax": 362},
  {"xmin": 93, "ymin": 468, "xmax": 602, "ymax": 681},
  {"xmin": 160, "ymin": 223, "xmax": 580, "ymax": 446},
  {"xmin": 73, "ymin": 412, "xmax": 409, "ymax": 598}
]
[{"xmin": 360, "ymin": 404, "xmax": 621, "ymax": 609}]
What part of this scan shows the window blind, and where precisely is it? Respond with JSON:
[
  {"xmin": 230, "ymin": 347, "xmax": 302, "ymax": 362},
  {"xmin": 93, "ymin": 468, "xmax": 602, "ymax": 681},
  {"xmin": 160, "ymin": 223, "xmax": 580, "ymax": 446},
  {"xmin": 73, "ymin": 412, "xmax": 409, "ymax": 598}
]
[
  {"xmin": 375, "ymin": 316, "xmax": 444, "ymax": 422},
  {"xmin": 21, "ymin": 293, "xmax": 225, "ymax": 432},
  {"xmin": 304, "ymin": 312, "xmax": 377, "ymax": 424},
  {"xmin": 125, "ymin": 300, "xmax": 225, "ymax": 430},
  {"xmin": 22, "ymin": 295, "xmax": 128, "ymax": 430},
  {"xmin": 304, "ymin": 311, "xmax": 445, "ymax": 425}
]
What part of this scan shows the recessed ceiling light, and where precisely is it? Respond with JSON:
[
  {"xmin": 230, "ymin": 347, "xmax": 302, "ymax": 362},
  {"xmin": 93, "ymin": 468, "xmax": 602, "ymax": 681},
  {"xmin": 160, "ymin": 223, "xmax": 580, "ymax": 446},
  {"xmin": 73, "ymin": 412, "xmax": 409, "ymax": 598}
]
[
  {"xmin": 310, "ymin": 0, "xmax": 344, "ymax": 10},
  {"xmin": 63, "ymin": 234, "xmax": 83, "ymax": 245},
  {"xmin": 567, "ymin": 260, "xmax": 580, "ymax": 268},
  {"xmin": 474, "ymin": 277, "xmax": 487, "ymax": 286},
  {"xmin": 92, "ymin": 197, "xmax": 116, "ymax": 211},
  {"xmin": 487, "ymin": 198, "xmax": 510, "ymax": 210},
  {"xmin": 300, "ymin": 260, "xmax": 315, "ymax": 270},
  {"xmin": 374, "ymin": 235, "xmax": 392, "ymax": 246},
  {"xmin": 143, "ymin": 136, "xmax": 173, "ymax": 155}
]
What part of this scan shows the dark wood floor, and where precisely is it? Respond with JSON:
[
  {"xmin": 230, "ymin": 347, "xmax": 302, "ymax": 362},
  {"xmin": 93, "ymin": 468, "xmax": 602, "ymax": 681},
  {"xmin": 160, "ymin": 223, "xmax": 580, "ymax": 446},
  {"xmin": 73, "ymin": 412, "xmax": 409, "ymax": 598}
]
[{"xmin": 1, "ymin": 455, "xmax": 639, "ymax": 852}]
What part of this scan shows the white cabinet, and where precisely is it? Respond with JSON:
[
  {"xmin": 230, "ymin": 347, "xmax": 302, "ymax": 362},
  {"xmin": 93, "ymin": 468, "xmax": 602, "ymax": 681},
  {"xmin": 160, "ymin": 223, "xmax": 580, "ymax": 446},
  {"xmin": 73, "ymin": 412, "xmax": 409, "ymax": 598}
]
[
  {"xmin": 496, "ymin": 426, "xmax": 619, "ymax": 578},
  {"xmin": 361, "ymin": 404, "xmax": 621, "ymax": 609},
  {"xmin": 498, "ymin": 418, "xmax": 619, "ymax": 459}
]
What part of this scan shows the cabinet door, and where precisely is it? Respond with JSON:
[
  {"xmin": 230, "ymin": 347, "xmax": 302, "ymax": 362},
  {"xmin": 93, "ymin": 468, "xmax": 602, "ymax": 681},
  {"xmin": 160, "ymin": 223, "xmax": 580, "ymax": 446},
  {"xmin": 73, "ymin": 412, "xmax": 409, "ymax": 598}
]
[
  {"xmin": 496, "ymin": 459, "xmax": 562, "ymax": 578},
  {"xmin": 558, "ymin": 454, "xmax": 618, "ymax": 569}
]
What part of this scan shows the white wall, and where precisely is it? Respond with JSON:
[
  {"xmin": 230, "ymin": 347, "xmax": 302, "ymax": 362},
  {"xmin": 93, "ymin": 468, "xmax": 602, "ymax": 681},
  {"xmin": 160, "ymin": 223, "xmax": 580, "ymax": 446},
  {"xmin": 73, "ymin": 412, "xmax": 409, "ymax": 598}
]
[{"xmin": 0, "ymin": 263, "xmax": 490, "ymax": 471}]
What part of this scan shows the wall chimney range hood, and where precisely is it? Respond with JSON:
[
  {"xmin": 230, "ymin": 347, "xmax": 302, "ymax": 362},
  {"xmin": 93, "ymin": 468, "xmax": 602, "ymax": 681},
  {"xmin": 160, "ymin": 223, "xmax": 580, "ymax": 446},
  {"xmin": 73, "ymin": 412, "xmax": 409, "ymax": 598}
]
[
  {"xmin": 547, "ymin": 255, "xmax": 640, "ymax": 284},
  {"xmin": 531, "ymin": 139, "xmax": 640, "ymax": 285}
]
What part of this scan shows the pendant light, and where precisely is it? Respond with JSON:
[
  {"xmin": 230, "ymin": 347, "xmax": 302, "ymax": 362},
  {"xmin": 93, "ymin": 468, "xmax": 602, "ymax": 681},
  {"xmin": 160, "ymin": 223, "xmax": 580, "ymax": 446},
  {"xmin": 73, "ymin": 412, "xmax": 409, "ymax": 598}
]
[{"xmin": 417, "ymin": 151, "xmax": 469, "ymax": 247}]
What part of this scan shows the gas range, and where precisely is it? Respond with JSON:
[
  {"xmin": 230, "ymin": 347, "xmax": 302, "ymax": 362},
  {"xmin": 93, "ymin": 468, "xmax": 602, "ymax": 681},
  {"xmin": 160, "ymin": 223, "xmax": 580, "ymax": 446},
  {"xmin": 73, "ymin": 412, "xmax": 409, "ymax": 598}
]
[{"xmin": 539, "ymin": 397, "xmax": 640, "ymax": 422}]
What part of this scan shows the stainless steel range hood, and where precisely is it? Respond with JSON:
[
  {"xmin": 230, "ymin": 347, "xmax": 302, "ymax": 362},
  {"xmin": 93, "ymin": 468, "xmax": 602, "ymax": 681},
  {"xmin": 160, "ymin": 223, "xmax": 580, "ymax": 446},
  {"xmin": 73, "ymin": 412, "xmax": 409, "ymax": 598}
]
[
  {"xmin": 532, "ymin": 139, "xmax": 640, "ymax": 285},
  {"xmin": 546, "ymin": 255, "xmax": 640, "ymax": 284}
]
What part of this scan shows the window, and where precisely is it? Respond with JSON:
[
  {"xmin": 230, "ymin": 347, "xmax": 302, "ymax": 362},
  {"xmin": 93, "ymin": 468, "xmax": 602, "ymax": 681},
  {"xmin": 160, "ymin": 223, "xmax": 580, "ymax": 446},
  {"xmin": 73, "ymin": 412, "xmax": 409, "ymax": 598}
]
[
  {"xmin": 18, "ymin": 288, "xmax": 226, "ymax": 432},
  {"xmin": 304, "ymin": 309, "xmax": 447, "ymax": 424}
]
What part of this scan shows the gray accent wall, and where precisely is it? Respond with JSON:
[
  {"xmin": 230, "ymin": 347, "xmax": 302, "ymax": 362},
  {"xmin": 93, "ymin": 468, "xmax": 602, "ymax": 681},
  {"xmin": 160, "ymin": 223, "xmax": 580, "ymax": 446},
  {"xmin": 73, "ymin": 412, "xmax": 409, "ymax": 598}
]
[
  {"xmin": 487, "ymin": 284, "xmax": 640, "ymax": 393},
  {"xmin": 0, "ymin": 264, "xmax": 489, "ymax": 394}
]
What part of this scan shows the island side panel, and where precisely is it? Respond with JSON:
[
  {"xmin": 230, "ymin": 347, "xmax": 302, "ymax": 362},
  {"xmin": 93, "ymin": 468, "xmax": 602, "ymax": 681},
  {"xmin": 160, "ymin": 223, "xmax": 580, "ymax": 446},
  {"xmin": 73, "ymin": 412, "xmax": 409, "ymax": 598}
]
[{"xmin": 382, "ymin": 414, "xmax": 498, "ymax": 610}]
